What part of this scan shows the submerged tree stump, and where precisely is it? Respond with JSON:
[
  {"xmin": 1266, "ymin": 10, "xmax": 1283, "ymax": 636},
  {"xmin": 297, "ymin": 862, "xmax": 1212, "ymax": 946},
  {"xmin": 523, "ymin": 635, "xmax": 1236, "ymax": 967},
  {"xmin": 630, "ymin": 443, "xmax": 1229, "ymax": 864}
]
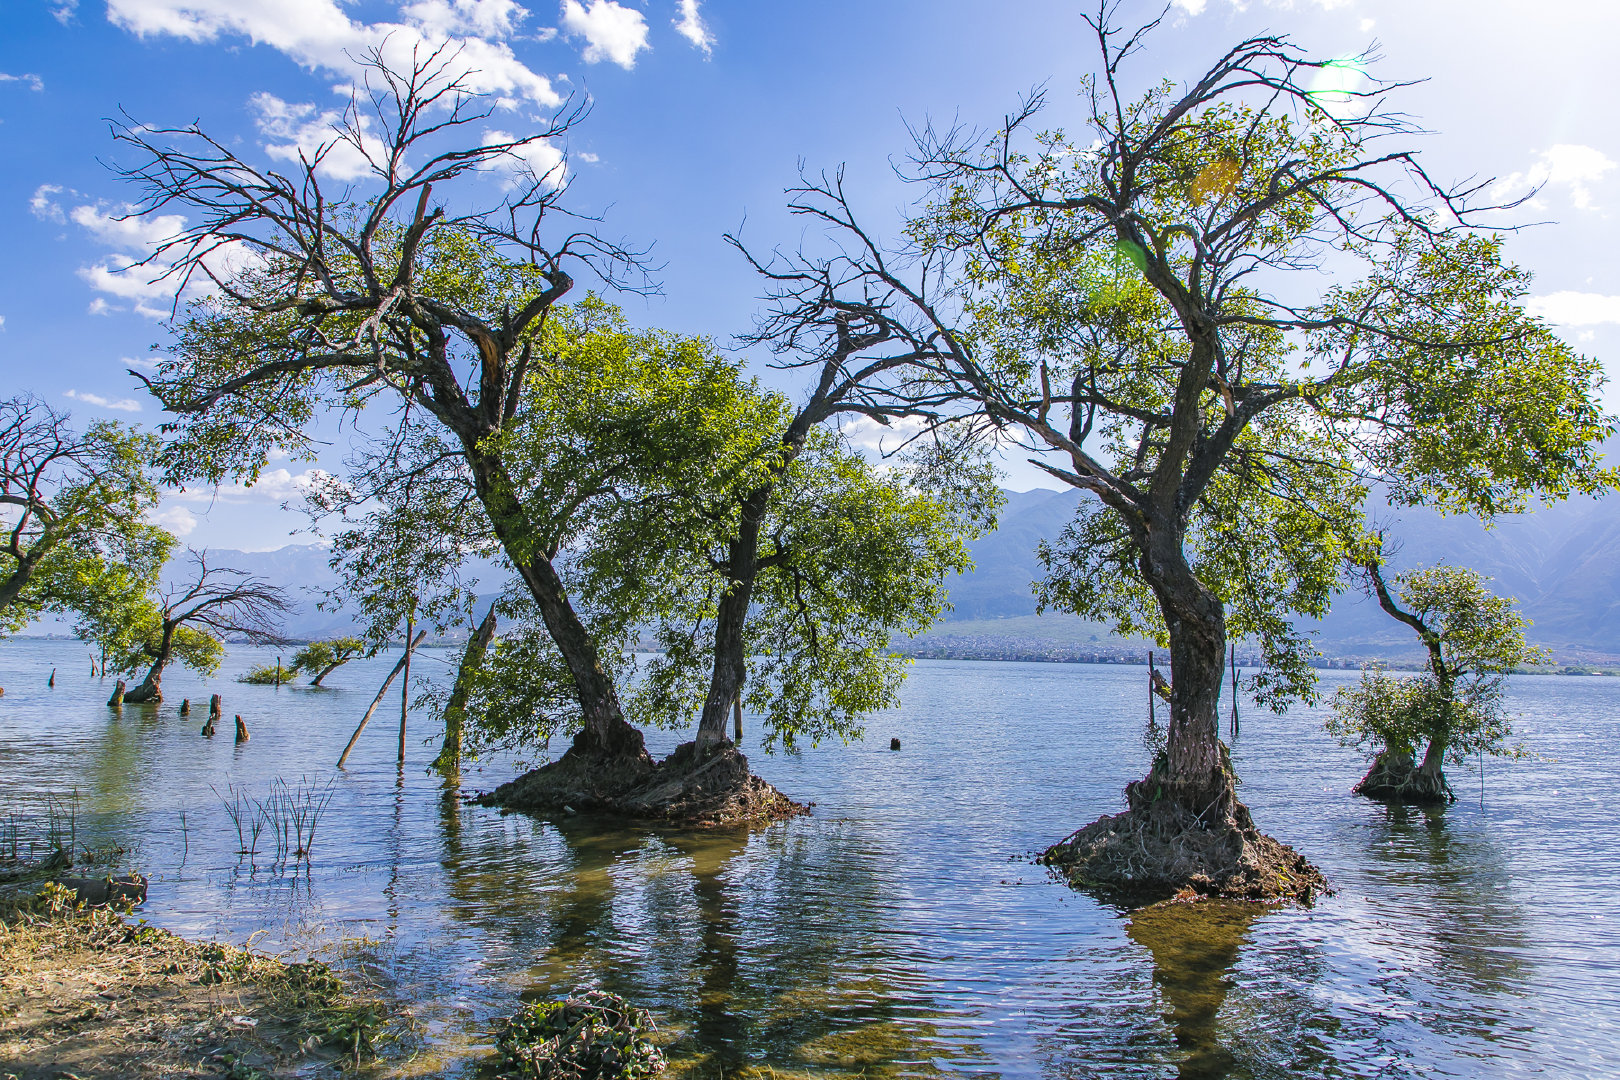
[
  {"xmin": 180, "ymin": 698, "xmax": 190, "ymax": 716},
  {"xmin": 234, "ymin": 715, "xmax": 250, "ymax": 743},
  {"xmin": 107, "ymin": 680, "xmax": 126, "ymax": 707},
  {"xmin": 209, "ymin": 694, "xmax": 222, "ymax": 721}
]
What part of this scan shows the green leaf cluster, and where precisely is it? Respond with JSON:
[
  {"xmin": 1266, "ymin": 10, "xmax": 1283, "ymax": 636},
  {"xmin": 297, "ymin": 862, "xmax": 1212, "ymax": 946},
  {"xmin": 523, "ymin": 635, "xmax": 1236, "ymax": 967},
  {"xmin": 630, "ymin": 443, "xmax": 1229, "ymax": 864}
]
[{"xmin": 1327, "ymin": 566, "xmax": 1546, "ymax": 761}]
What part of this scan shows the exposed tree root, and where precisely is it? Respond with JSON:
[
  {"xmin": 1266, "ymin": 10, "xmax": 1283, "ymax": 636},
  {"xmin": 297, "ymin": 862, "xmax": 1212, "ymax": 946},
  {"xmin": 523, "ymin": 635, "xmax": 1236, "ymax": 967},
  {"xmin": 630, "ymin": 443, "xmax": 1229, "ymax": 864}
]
[
  {"xmin": 1352, "ymin": 749, "xmax": 1455, "ymax": 804},
  {"xmin": 479, "ymin": 730, "xmax": 806, "ymax": 828},
  {"xmin": 1041, "ymin": 766, "xmax": 1327, "ymax": 906}
]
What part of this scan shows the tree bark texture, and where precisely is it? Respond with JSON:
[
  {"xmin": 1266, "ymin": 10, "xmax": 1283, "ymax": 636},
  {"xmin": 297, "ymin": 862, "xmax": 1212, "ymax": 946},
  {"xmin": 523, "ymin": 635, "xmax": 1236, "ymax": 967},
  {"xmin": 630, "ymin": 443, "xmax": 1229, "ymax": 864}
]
[
  {"xmin": 1131, "ymin": 521, "xmax": 1236, "ymax": 818},
  {"xmin": 695, "ymin": 489, "xmax": 769, "ymax": 749}
]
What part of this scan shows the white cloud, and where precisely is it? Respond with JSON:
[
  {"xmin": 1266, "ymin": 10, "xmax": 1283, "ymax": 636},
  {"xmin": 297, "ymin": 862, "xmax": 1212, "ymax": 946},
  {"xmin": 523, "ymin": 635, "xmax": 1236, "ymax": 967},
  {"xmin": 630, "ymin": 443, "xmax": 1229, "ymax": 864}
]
[
  {"xmin": 149, "ymin": 505, "xmax": 198, "ymax": 537},
  {"xmin": 576, "ymin": 151, "xmax": 599, "ymax": 163},
  {"xmin": 173, "ymin": 467, "xmax": 334, "ymax": 504},
  {"xmin": 0, "ymin": 315, "xmax": 5, "ymax": 330},
  {"xmin": 402, "ymin": 0, "xmax": 525, "ymax": 37},
  {"xmin": 77, "ymin": 257, "xmax": 179, "ymax": 319},
  {"xmin": 0, "ymin": 73, "xmax": 44, "ymax": 92},
  {"xmin": 125, "ymin": 355, "xmax": 164, "ymax": 371},
  {"xmin": 840, "ymin": 415, "xmax": 928, "ymax": 455},
  {"xmin": 1359, "ymin": 17, "xmax": 1375, "ymax": 31},
  {"xmin": 29, "ymin": 184, "xmax": 66, "ymax": 223},
  {"xmin": 51, "ymin": 1, "xmax": 79, "ymax": 24},
  {"xmin": 1494, "ymin": 144, "xmax": 1617, "ymax": 211},
  {"xmin": 482, "ymin": 128, "xmax": 566, "ymax": 189},
  {"xmin": 67, "ymin": 200, "xmax": 260, "ymax": 319},
  {"xmin": 250, "ymin": 92, "xmax": 378, "ymax": 182},
  {"xmin": 673, "ymin": 0, "xmax": 713, "ymax": 56},
  {"xmin": 1172, "ymin": 0, "xmax": 1207, "ymax": 14},
  {"xmin": 107, "ymin": 0, "xmax": 562, "ymax": 107},
  {"xmin": 70, "ymin": 202, "xmax": 187, "ymax": 252},
  {"xmin": 560, "ymin": 0, "xmax": 649, "ymax": 69},
  {"xmin": 1526, "ymin": 291, "xmax": 1620, "ymax": 327},
  {"xmin": 64, "ymin": 389, "xmax": 143, "ymax": 412}
]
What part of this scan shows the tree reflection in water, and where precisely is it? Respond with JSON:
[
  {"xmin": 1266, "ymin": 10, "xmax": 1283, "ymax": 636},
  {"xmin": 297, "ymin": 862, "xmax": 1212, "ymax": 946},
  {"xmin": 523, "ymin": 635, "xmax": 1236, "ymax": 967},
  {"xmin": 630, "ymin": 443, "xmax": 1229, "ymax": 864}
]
[
  {"xmin": 1126, "ymin": 901, "xmax": 1263, "ymax": 1080},
  {"xmin": 426, "ymin": 805, "xmax": 987, "ymax": 1077}
]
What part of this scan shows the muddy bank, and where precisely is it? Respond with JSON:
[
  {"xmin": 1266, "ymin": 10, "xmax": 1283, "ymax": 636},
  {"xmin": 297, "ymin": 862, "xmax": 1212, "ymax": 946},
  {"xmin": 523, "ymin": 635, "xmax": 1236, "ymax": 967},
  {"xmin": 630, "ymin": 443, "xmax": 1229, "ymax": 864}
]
[
  {"xmin": 0, "ymin": 885, "xmax": 390, "ymax": 1079},
  {"xmin": 479, "ymin": 736, "xmax": 807, "ymax": 827}
]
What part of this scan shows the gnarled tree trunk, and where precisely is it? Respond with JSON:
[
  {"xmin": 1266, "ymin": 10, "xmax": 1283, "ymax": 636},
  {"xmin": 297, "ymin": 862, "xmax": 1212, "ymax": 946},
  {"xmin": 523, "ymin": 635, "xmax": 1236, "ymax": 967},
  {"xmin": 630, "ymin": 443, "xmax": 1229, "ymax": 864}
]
[
  {"xmin": 1044, "ymin": 520, "xmax": 1324, "ymax": 904},
  {"xmin": 465, "ymin": 447, "xmax": 646, "ymax": 763},
  {"xmin": 694, "ymin": 489, "xmax": 769, "ymax": 751}
]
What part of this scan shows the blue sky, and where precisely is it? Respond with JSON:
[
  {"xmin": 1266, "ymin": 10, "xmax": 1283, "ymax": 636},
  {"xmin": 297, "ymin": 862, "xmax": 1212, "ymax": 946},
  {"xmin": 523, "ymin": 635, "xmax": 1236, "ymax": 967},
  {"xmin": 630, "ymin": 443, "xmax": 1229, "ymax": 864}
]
[{"xmin": 2, "ymin": 0, "xmax": 1616, "ymax": 550}]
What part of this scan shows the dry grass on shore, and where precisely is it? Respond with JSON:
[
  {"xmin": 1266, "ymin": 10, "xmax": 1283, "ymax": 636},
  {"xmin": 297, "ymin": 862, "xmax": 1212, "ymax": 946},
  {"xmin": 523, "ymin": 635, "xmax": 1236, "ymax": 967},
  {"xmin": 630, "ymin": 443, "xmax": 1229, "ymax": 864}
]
[{"xmin": 0, "ymin": 884, "xmax": 390, "ymax": 1080}]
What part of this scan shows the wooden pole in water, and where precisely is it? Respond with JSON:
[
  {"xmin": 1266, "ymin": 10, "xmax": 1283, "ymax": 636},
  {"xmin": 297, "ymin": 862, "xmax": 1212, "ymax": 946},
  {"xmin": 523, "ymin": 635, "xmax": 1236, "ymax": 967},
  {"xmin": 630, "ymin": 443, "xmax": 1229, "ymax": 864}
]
[
  {"xmin": 1148, "ymin": 650, "xmax": 1155, "ymax": 728},
  {"xmin": 1229, "ymin": 644, "xmax": 1240, "ymax": 737},
  {"xmin": 275, "ymin": 656, "xmax": 282, "ymax": 687},
  {"xmin": 733, "ymin": 690, "xmax": 743, "ymax": 742},
  {"xmin": 48, "ymin": 668, "xmax": 55, "ymax": 688},
  {"xmin": 338, "ymin": 630, "xmax": 426, "ymax": 768},
  {"xmin": 398, "ymin": 617, "xmax": 414, "ymax": 764}
]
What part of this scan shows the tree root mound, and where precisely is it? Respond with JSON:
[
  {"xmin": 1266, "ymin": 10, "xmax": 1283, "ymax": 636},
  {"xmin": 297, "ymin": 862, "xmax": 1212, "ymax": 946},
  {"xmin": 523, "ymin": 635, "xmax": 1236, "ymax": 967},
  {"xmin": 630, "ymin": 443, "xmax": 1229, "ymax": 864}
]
[
  {"xmin": 1353, "ymin": 751, "xmax": 1454, "ymax": 804},
  {"xmin": 479, "ymin": 733, "xmax": 806, "ymax": 828},
  {"xmin": 1041, "ymin": 774, "xmax": 1327, "ymax": 907}
]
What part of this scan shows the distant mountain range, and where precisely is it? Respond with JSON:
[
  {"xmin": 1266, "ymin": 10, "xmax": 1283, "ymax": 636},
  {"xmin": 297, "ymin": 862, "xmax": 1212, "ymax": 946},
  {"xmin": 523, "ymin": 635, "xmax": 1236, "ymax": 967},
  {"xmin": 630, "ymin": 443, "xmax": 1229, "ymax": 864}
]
[
  {"xmin": 933, "ymin": 486, "xmax": 1620, "ymax": 663},
  {"xmin": 32, "ymin": 485, "xmax": 1620, "ymax": 663}
]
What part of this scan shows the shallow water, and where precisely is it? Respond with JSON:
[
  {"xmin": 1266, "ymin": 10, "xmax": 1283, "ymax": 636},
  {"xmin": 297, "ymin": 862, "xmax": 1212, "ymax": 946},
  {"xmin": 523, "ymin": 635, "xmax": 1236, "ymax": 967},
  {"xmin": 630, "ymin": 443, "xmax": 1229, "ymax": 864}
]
[{"xmin": 2, "ymin": 638, "xmax": 1618, "ymax": 1078}]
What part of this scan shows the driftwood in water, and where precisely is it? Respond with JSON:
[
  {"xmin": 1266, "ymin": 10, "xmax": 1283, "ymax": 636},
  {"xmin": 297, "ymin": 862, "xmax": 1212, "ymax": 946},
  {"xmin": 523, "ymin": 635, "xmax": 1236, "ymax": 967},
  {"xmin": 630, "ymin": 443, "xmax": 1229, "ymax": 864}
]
[
  {"xmin": 179, "ymin": 698, "xmax": 190, "ymax": 716},
  {"xmin": 209, "ymin": 694, "xmax": 222, "ymax": 721},
  {"xmin": 234, "ymin": 715, "xmax": 249, "ymax": 742},
  {"xmin": 107, "ymin": 680, "xmax": 126, "ymax": 707},
  {"xmin": 890, "ymin": 737, "xmax": 901, "ymax": 750},
  {"xmin": 201, "ymin": 718, "xmax": 216, "ymax": 737},
  {"xmin": 338, "ymin": 629, "xmax": 428, "ymax": 767}
]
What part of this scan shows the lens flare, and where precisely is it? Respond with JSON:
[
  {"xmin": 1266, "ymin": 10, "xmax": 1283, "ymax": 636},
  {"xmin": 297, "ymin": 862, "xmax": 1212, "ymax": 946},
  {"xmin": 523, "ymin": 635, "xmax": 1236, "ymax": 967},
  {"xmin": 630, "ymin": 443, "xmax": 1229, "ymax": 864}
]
[{"xmin": 1307, "ymin": 57, "xmax": 1368, "ymax": 119}]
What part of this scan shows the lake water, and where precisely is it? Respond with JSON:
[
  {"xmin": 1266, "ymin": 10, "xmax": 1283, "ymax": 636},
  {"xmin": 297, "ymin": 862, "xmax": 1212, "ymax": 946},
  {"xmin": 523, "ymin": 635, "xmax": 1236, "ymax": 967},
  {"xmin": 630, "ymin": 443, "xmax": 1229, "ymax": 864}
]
[{"xmin": 2, "ymin": 636, "xmax": 1617, "ymax": 1079}]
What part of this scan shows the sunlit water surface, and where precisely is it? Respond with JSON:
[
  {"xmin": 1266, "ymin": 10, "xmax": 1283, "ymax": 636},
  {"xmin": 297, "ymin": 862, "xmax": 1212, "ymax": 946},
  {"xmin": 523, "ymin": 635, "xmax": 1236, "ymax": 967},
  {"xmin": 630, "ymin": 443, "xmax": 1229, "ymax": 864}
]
[{"xmin": 2, "ymin": 638, "xmax": 1617, "ymax": 1079}]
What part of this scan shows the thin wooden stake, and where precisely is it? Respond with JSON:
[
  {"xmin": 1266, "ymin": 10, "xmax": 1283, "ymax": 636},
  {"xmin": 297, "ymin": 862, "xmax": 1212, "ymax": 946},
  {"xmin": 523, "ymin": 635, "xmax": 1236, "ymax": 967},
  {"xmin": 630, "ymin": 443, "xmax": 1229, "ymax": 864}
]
[
  {"xmin": 733, "ymin": 690, "xmax": 743, "ymax": 742},
  {"xmin": 1229, "ymin": 643, "xmax": 1240, "ymax": 737},
  {"xmin": 1148, "ymin": 650, "xmax": 1155, "ymax": 727},
  {"xmin": 398, "ymin": 617, "xmax": 414, "ymax": 764},
  {"xmin": 338, "ymin": 630, "xmax": 427, "ymax": 768}
]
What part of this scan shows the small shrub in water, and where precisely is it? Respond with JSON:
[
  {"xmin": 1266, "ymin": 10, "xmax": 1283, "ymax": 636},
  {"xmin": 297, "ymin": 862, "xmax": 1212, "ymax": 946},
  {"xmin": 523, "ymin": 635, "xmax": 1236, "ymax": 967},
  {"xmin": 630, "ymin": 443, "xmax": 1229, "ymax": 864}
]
[{"xmin": 494, "ymin": 990, "xmax": 666, "ymax": 1079}]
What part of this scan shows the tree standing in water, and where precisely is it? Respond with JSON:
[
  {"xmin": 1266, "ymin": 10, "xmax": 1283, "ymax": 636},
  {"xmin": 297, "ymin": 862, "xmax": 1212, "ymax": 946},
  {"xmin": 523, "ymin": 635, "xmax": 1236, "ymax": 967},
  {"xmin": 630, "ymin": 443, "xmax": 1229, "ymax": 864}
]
[
  {"xmin": 1329, "ymin": 553, "xmax": 1546, "ymax": 802},
  {"xmin": 745, "ymin": 8, "xmax": 1613, "ymax": 899},
  {"xmin": 291, "ymin": 637, "xmax": 371, "ymax": 687},
  {"xmin": 123, "ymin": 46, "xmax": 653, "ymax": 767},
  {"xmin": 100, "ymin": 550, "xmax": 292, "ymax": 704}
]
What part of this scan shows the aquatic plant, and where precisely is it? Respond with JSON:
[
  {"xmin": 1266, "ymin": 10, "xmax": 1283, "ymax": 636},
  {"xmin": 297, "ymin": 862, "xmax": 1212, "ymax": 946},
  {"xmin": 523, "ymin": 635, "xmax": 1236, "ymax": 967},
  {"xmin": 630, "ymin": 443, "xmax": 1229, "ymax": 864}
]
[{"xmin": 494, "ymin": 990, "xmax": 666, "ymax": 1079}]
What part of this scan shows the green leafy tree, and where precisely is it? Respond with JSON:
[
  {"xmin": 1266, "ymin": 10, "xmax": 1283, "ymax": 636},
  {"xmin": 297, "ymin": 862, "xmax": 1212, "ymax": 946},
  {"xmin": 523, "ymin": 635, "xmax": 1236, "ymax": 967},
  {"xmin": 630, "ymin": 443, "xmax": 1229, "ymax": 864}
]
[
  {"xmin": 1328, "ymin": 556, "xmax": 1546, "ymax": 802},
  {"xmin": 743, "ymin": 12, "xmax": 1613, "ymax": 899},
  {"xmin": 0, "ymin": 395, "xmax": 167, "ymax": 632},
  {"xmin": 629, "ymin": 429, "xmax": 992, "ymax": 751},
  {"xmin": 291, "ymin": 637, "xmax": 371, "ymax": 686},
  {"xmin": 119, "ymin": 47, "xmax": 651, "ymax": 761}
]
